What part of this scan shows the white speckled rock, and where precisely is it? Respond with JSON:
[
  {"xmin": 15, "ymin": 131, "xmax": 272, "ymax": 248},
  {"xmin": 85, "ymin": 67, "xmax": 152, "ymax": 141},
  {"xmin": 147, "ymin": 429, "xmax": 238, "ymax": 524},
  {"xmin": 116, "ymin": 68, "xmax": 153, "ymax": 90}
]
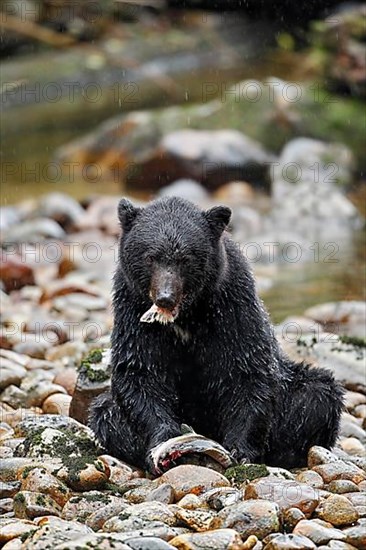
[{"xmin": 160, "ymin": 465, "xmax": 230, "ymax": 501}]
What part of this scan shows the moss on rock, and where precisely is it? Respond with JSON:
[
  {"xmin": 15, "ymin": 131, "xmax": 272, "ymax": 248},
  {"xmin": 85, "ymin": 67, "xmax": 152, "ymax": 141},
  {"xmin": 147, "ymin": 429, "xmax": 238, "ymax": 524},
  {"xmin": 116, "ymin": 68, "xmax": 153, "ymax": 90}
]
[
  {"xmin": 225, "ymin": 463, "xmax": 270, "ymax": 484},
  {"xmin": 14, "ymin": 492, "xmax": 26, "ymax": 503},
  {"xmin": 78, "ymin": 348, "xmax": 111, "ymax": 383},
  {"xmin": 339, "ymin": 335, "xmax": 366, "ymax": 348}
]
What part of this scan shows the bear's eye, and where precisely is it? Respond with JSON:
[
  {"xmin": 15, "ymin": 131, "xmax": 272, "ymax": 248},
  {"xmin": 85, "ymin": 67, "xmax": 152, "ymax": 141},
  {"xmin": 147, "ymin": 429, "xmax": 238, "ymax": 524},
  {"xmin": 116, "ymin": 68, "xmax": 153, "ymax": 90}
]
[{"xmin": 144, "ymin": 254, "xmax": 154, "ymax": 266}]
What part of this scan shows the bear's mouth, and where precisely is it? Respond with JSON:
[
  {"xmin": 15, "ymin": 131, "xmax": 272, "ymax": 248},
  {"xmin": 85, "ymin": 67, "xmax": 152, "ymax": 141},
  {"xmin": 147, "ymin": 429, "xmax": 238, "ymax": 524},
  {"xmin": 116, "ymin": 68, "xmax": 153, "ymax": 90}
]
[{"xmin": 140, "ymin": 303, "xmax": 179, "ymax": 324}]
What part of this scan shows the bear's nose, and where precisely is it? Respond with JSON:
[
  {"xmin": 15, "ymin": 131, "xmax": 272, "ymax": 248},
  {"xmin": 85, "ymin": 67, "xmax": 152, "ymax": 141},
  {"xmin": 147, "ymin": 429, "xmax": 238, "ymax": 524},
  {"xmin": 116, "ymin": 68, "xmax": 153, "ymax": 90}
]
[{"xmin": 155, "ymin": 293, "xmax": 176, "ymax": 311}]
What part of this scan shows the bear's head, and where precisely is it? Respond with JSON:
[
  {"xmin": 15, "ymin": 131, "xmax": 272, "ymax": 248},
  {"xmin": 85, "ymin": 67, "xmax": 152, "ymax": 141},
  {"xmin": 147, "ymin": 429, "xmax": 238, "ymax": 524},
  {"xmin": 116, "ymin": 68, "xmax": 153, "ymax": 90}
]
[{"xmin": 117, "ymin": 197, "xmax": 231, "ymax": 320}]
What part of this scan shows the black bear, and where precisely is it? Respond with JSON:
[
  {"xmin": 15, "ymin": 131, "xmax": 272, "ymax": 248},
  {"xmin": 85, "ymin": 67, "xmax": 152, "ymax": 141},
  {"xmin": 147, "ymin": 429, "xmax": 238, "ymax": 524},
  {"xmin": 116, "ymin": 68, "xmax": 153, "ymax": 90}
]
[{"xmin": 90, "ymin": 196, "xmax": 344, "ymax": 473}]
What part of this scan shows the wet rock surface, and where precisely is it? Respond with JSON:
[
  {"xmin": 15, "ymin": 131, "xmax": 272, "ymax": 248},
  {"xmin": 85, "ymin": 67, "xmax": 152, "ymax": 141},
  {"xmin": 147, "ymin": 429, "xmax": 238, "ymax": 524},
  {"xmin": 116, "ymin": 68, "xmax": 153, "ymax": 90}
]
[
  {"xmin": 69, "ymin": 349, "xmax": 111, "ymax": 425},
  {"xmin": 0, "ymin": 193, "xmax": 365, "ymax": 549},
  {"xmin": 244, "ymin": 477, "xmax": 319, "ymax": 517},
  {"xmin": 0, "ymin": 390, "xmax": 364, "ymax": 550}
]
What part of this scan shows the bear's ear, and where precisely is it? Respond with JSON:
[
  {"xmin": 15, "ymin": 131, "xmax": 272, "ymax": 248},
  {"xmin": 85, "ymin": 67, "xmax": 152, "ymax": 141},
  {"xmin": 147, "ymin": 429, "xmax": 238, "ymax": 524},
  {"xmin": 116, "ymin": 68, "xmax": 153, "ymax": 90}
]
[
  {"xmin": 118, "ymin": 199, "xmax": 140, "ymax": 231},
  {"xmin": 204, "ymin": 205, "xmax": 232, "ymax": 236}
]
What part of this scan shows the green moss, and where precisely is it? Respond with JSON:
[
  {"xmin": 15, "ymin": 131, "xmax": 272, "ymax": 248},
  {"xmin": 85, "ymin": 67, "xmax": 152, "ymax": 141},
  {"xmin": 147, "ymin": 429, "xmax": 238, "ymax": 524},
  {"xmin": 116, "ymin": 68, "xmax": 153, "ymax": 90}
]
[
  {"xmin": 21, "ymin": 465, "xmax": 37, "ymax": 479},
  {"xmin": 339, "ymin": 335, "xmax": 366, "ymax": 348},
  {"xmin": 20, "ymin": 529, "xmax": 37, "ymax": 543},
  {"xmin": 225, "ymin": 463, "xmax": 270, "ymax": 484},
  {"xmin": 277, "ymin": 470, "xmax": 294, "ymax": 480},
  {"xmin": 83, "ymin": 349, "xmax": 103, "ymax": 365},
  {"xmin": 79, "ymin": 492, "xmax": 111, "ymax": 504},
  {"xmin": 17, "ymin": 424, "xmax": 105, "ymax": 487},
  {"xmin": 104, "ymin": 482, "xmax": 129, "ymax": 496},
  {"xmin": 14, "ymin": 492, "xmax": 26, "ymax": 503},
  {"xmin": 296, "ymin": 337, "xmax": 318, "ymax": 349},
  {"xmin": 36, "ymin": 494, "xmax": 47, "ymax": 506},
  {"xmin": 78, "ymin": 348, "xmax": 111, "ymax": 383}
]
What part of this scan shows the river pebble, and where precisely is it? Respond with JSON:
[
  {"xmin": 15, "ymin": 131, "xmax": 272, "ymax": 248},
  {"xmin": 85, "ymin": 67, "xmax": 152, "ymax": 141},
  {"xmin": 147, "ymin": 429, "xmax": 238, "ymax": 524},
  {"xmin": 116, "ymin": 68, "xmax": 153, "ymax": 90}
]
[
  {"xmin": 0, "ymin": 518, "xmax": 36, "ymax": 546},
  {"xmin": 174, "ymin": 508, "xmax": 216, "ymax": 532},
  {"xmin": 293, "ymin": 519, "xmax": 346, "ymax": 545},
  {"xmin": 315, "ymin": 494, "xmax": 359, "ymax": 526},
  {"xmin": 245, "ymin": 477, "xmax": 319, "ymax": 517},
  {"xmin": 295, "ymin": 471, "xmax": 324, "ymax": 489},
  {"xmin": 313, "ymin": 462, "xmax": 366, "ymax": 484},
  {"xmin": 169, "ymin": 528, "xmax": 245, "ymax": 549},
  {"xmin": 147, "ymin": 483, "xmax": 175, "ymax": 505},
  {"xmin": 62, "ymin": 492, "xmax": 125, "ymax": 523},
  {"xmin": 42, "ymin": 393, "xmax": 72, "ymax": 415},
  {"xmin": 160, "ymin": 465, "xmax": 230, "ymax": 500},
  {"xmin": 263, "ymin": 534, "xmax": 316, "ymax": 550},
  {"xmin": 210, "ymin": 500, "xmax": 280, "ymax": 539},
  {"xmin": 13, "ymin": 490, "xmax": 62, "ymax": 519},
  {"xmin": 20, "ymin": 467, "xmax": 70, "ymax": 507}
]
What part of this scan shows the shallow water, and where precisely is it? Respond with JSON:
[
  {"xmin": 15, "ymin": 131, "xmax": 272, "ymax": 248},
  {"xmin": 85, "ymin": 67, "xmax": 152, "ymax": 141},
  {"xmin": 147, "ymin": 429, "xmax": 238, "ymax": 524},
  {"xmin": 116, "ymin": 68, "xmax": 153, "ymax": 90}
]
[
  {"xmin": 260, "ymin": 230, "xmax": 365, "ymax": 322},
  {"xmin": 1, "ymin": 13, "xmax": 365, "ymax": 322}
]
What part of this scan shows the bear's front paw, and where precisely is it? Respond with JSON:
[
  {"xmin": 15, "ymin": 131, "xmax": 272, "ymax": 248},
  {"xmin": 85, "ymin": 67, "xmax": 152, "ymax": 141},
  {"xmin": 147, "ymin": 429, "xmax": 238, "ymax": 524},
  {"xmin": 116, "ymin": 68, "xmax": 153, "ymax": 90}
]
[
  {"xmin": 229, "ymin": 445, "xmax": 258, "ymax": 465},
  {"xmin": 230, "ymin": 447, "xmax": 247, "ymax": 463}
]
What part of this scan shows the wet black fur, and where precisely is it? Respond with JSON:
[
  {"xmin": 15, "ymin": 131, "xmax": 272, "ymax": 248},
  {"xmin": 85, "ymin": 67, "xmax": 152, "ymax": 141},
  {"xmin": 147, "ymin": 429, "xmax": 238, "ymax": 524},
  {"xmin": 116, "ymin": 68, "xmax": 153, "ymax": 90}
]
[{"xmin": 89, "ymin": 197, "xmax": 344, "ymax": 472}]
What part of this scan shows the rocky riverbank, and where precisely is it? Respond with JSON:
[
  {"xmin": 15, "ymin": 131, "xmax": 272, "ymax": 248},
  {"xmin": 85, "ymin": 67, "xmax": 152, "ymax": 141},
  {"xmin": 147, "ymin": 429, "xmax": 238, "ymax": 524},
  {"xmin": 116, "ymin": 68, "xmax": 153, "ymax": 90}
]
[
  {"xmin": 0, "ymin": 373, "xmax": 365, "ymax": 549},
  {"xmin": 0, "ymin": 192, "xmax": 365, "ymax": 549}
]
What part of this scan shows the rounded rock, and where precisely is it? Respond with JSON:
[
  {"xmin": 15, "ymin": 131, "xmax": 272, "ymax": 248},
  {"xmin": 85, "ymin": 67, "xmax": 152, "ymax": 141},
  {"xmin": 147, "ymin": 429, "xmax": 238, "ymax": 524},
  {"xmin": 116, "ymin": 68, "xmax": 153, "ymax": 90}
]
[
  {"xmin": 158, "ymin": 179, "xmax": 209, "ymax": 203},
  {"xmin": 160, "ymin": 465, "xmax": 230, "ymax": 500},
  {"xmin": 283, "ymin": 508, "xmax": 306, "ymax": 531},
  {"xmin": 316, "ymin": 494, "xmax": 359, "ymax": 526},
  {"xmin": 0, "ymin": 363, "xmax": 27, "ymax": 392},
  {"xmin": 244, "ymin": 477, "xmax": 319, "ymax": 517},
  {"xmin": 345, "ymin": 392, "xmax": 366, "ymax": 411},
  {"xmin": 122, "ymin": 537, "xmax": 176, "ymax": 549},
  {"xmin": 98, "ymin": 454, "xmax": 137, "ymax": 484},
  {"xmin": 86, "ymin": 500, "xmax": 130, "ymax": 531},
  {"xmin": 308, "ymin": 447, "xmax": 339, "ymax": 468},
  {"xmin": 313, "ymin": 461, "xmax": 366, "ymax": 485},
  {"xmin": 210, "ymin": 499, "xmax": 280, "ymax": 540},
  {"xmin": 146, "ymin": 483, "xmax": 175, "ymax": 505},
  {"xmin": 53, "ymin": 368, "xmax": 78, "ymax": 396},
  {"xmin": 293, "ymin": 519, "xmax": 346, "ymax": 545},
  {"xmin": 174, "ymin": 508, "xmax": 216, "ymax": 532},
  {"xmin": 21, "ymin": 467, "xmax": 70, "ymax": 507},
  {"xmin": 0, "ymin": 458, "xmax": 42, "ymax": 482},
  {"xmin": 296, "ymin": 471, "xmax": 324, "ymax": 489},
  {"xmin": 214, "ymin": 181, "xmax": 255, "ymax": 205},
  {"xmin": 127, "ymin": 501, "xmax": 177, "ymax": 526},
  {"xmin": 42, "ymin": 393, "xmax": 72, "ymax": 415},
  {"xmin": 57, "ymin": 459, "xmax": 110, "ymax": 491},
  {"xmin": 62, "ymin": 492, "xmax": 124, "ymax": 523},
  {"xmin": 340, "ymin": 438, "xmax": 366, "ymax": 457},
  {"xmin": 0, "ymin": 481, "xmax": 21, "ymax": 498},
  {"xmin": 176, "ymin": 494, "xmax": 202, "ymax": 510},
  {"xmin": 13, "ymin": 490, "xmax": 62, "ymax": 519},
  {"xmin": 169, "ymin": 528, "xmax": 245, "ymax": 549},
  {"xmin": 327, "ymin": 480, "xmax": 360, "ymax": 494},
  {"xmin": 204, "ymin": 487, "xmax": 242, "ymax": 511},
  {"xmin": 342, "ymin": 519, "xmax": 366, "ymax": 549},
  {"xmin": 263, "ymin": 534, "xmax": 316, "ymax": 550},
  {"xmin": 25, "ymin": 382, "xmax": 68, "ymax": 408},
  {"xmin": 0, "ymin": 518, "xmax": 36, "ymax": 546}
]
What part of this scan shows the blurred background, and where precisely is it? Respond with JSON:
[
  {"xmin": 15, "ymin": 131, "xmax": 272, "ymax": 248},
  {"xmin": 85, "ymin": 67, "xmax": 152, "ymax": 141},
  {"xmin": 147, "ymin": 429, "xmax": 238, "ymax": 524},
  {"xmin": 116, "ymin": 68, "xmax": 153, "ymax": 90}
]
[
  {"xmin": 0, "ymin": 3, "xmax": 366, "ymax": 538},
  {"xmin": 0, "ymin": 0, "xmax": 365, "ymax": 344}
]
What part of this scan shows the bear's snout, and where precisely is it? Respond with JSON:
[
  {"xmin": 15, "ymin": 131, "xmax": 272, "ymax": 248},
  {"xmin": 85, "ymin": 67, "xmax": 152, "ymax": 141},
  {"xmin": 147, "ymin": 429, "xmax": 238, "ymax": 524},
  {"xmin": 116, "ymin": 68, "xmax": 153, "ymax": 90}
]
[
  {"xmin": 150, "ymin": 267, "xmax": 183, "ymax": 313},
  {"xmin": 155, "ymin": 293, "xmax": 176, "ymax": 311}
]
